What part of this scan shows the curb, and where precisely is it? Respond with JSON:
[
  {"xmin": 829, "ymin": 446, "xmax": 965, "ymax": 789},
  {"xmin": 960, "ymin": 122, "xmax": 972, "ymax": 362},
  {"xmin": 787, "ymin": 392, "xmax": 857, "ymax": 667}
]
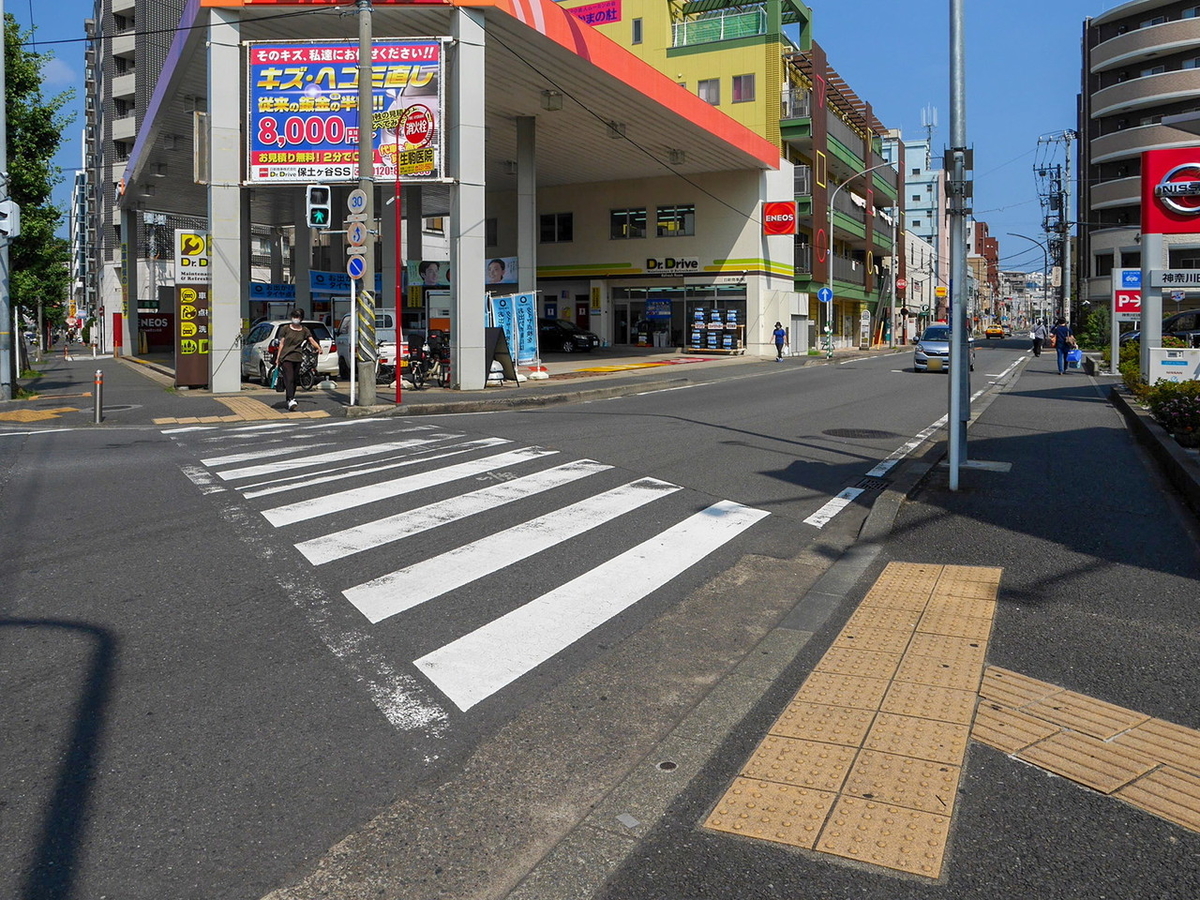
[{"xmin": 1109, "ymin": 385, "xmax": 1200, "ymax": 518}]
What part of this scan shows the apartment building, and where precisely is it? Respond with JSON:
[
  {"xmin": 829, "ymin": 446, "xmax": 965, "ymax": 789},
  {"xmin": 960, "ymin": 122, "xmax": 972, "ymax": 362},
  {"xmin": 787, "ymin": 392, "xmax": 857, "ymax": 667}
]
[
  {"xmin": 1080, "ymin": 0, "xmax": 1200, "ymax": 314},
  {"xmin": 560, "ymin": 0, "xmax": 903, "ymax": 349}
]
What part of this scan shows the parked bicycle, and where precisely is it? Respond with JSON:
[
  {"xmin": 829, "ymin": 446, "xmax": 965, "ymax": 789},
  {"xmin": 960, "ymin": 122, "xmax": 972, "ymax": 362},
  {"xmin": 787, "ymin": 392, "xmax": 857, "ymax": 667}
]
[
  {"xmin": 297, "ymin": 344, "xmax": 318, "ymax": 391},
  {"xmin": 407, "ymin": 342, "xmax": 432, "ymax": 389}
]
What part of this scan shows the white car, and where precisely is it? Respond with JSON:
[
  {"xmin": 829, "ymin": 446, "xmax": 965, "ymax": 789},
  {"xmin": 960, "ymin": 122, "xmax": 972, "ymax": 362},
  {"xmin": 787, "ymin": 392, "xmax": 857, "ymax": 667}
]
[
  {"xmin": 241, "ymin": 319, "xmax": 338, "ymax": 383},
  {"xmin": 336, "ymin": 313, "xmax": 398, "ymax": 377}
]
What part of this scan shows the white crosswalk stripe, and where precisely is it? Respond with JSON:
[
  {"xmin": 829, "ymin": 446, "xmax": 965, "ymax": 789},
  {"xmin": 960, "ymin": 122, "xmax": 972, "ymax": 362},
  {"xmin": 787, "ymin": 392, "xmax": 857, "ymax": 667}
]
[{"xmin": 171, "ymin": 422, "xmax": 769, "ymax": 715}]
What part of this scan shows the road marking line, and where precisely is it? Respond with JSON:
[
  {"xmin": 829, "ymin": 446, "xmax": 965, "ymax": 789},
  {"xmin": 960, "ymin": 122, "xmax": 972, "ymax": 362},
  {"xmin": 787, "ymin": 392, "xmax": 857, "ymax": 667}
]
[
  {"xmin": 162, "ymin": 425, "xmax": 219, "ymax": 434},
  {"xmin": 211, "ymin": 434, "xmax": 461, "ymax": 480},
  {"xmin": 201, "ymin": 442, "xmax": 337, "ymax": 469},
  {"xmin": 180, "ymin": 464, "xmax": 226, "ymax": 494},
  {"xmin": 343, "ymin": 477, "xmax": 681, "ymax": 624},
  {"xmin": 803, "ymin": 487, "xmax": 865, "ymax": 528},
  {"xmin": 414, "ymin": 500, "xmax": 768, "ymax": 711},
  {"xmin": 261, "ymin": 445, "xmax": 557, "ymax": 527},
  {"xmin": 298, "ymin": 459, "xmax": 612, "ymax": 565},
  {"xmin": 866, "ymin": 417, "xmax": 947, "ymax": 478}
]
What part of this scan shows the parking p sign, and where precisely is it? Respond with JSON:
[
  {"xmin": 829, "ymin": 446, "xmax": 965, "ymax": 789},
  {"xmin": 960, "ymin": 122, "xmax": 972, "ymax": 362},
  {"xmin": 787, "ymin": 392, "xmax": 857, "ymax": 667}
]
[{"xmin": 1113, "ymin": 268, "xmax": 1141, "ymax": 322}]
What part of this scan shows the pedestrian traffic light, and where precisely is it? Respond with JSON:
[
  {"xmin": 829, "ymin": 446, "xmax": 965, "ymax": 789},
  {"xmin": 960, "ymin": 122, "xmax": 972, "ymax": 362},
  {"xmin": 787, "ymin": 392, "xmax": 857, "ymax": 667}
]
[
  {"xmin": 0, "ymin": 199, "xmax": 21, "ymax": 238},
  {"xmin": 305, "ymin": 185, "xmax": 331, "ymax": 229}
]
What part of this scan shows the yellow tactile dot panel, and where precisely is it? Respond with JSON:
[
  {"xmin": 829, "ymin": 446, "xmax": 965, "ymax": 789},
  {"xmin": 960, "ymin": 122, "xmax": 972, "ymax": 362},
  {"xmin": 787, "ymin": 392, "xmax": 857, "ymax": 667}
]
[
  {"xmin": 705, "ymin": 563, "xmax": 1000, "ymax": 880},
  {"xmin": 841, "ymin": 750, "xmax": 960, "ymax": 815},
  {"xmin": 769, "ymin": 702, "xmax": 876, "ymax": 747},
  {"xmin": 972, "ymin": 703, "xmax": 1062, "ymax": 755},
  {"xmin": 1017, "ymin": 731, "xmax": 1156, "ymax": 794},
  {"xmin": 817, "ymin": 796, "xmax": 951, "ymax": 877},
  {"xmin": 881, "ymin": 682, "xmax": 978, "ymax": 726},
  {"xmin": 978, "ymin": 666, "xmax": 1062, "ymax": 708},
  {"xmin": 742, "ymin": 736, "xmax": 858, "ymax": 792},
  {"xmin": 1023, "ymin": 690, "xmax": 1151, "ymax": 740},
  {"xmin": 1116, "ymin": 767, "xmax": 1200, "ymax": 833},
  {"xmin": 704, "ymin": 778, "xmax": 836, "ymax": 848},
  {"xmin": 792, "ymin": 673, "xmax": 890, "ymax": 711},
  {"xmin": 1113, "ymin": 719, "xmax": 1200, "ymax": 778}
]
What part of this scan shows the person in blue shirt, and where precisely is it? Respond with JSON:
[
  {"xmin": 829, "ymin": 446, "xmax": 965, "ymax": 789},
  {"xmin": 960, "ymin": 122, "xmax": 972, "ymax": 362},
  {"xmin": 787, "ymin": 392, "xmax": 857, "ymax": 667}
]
[
  {"xmin": 772, "ymin": 322, "xmax": 787, "ymax": 360},
  {"xmin": 1050, "ymin": 317, "xmax": 1074, "ymax": 375}
]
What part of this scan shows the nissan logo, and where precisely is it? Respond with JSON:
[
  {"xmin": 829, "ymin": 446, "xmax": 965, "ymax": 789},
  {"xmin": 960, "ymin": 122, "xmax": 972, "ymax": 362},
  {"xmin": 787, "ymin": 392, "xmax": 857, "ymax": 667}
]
[{"xmin": 1155, "ymin": 163, "xmax": 1200, "ymax": 215}]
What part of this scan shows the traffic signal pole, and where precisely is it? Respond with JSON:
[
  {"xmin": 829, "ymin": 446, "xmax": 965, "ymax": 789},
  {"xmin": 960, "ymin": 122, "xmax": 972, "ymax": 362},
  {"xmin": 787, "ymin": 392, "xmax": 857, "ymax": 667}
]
[
  {"xmin": 948, "ymin": 0, "xmax": 969, "ymax": 490},
  {"xmin": 355, "ymin": 0, "xmax": 377, "ymax": 406}
]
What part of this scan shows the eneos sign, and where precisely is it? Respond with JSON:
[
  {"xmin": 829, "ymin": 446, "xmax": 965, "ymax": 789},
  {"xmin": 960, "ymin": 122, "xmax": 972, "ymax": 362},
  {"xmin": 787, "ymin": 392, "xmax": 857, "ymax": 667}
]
[{"xmin": 762, "ymin": 201, "xmax": 798, "ymax": 235}]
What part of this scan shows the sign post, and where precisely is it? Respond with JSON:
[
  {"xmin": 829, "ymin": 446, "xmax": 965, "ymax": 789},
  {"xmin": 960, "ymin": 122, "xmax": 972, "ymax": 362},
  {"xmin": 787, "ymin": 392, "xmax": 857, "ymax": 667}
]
[{"xmin": 1112, "ymin": 268, "xmax": 1141, "ymax": 375}]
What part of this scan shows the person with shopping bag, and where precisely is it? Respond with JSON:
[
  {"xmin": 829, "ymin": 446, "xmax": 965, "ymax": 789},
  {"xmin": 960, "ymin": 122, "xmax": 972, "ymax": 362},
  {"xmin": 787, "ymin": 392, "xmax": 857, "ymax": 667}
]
[
  {"xmin": 274, "ymin": 309, "xmax": 322, "ymax": 411},
  {"xmin": 1049, "ymin": 317, "xmax": 1074, "ymax": 375}
]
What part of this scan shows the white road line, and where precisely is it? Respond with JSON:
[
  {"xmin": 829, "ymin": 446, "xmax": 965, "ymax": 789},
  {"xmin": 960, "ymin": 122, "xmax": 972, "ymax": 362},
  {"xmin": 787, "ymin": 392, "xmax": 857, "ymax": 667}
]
[
  {"xmin": 262, "ymin": 445, "xmax": 558, "ymax": 527},
  {"xmin": 213, "ymin": 434, "xmax": 461, "ymax": 481},
  {"xmin": 343, "ymin": 477, "xmax": 681, "ymax": 624},
  {"xmin": 181, "ymin": 464, "xmax": 226, "ymax": 494},
  {"xmin": 414, "ymin": 500, "xmax": 769, "ymax": 711},
  {"xmin": 162, "ymin": 426, "xmax": 218, "ymax": 434},
  {"xmin": 224, "ymin": 422, "xmax": 298, "ymax": 433},
  {"xmin": 201, "ymin": 442, "xmax": 336, "ymax": 468},
  {"xmin": 636, "ymin": 384, "xmax": 696, "ymax": 396},
  {"xmin": 803, "ymin": 487, "xmax": 865, "ymax": 528},
  {"xmin": 865, "ymin": 416, "xmax": 947, "ymax": 478},
  {"xmin": 241, "ymin": 437, "xmax": 510, "ymax": 499},
  {"xmin": 298, "ymin": 459, "xmax": 612, "ymax": 565}
]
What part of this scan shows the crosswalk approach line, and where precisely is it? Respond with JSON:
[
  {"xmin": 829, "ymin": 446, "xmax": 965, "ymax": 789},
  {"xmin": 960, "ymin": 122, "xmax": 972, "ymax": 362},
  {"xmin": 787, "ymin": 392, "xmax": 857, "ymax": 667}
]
[
  {"xmin": 414, "ymin": 500, "xmax": 769, "ymax": 712},
  {"xmin": 297, "ymin": 459, "xmax": 613, "ymax": 565},
  {"xmin": 261, "ymin": 446, "xmax": 559, "ymax": 528},
  {"xmin": 210, "ymin": 433, "xmax": 462, "ymax": 481},
  {"xmin": 342, "ymin": 477, "xmax": 684, "ymax": 625}
]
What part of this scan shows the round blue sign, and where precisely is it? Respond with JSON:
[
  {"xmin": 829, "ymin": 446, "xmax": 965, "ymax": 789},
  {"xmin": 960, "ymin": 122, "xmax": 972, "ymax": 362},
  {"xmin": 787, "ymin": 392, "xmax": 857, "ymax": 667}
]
[
  {"xmin": 347, "ymin": 255, "xmax": 365, "ymax": 279},
  {"xmin": 818, "ymin": 287, "xmax": 833, "ymax": 304}
]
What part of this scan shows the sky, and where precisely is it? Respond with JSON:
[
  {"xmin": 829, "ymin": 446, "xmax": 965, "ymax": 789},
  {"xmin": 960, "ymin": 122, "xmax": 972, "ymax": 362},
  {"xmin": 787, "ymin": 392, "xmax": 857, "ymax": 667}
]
[{"xmin": 17, "ymin": 0, "xmax": 1132, "ymax": 272}]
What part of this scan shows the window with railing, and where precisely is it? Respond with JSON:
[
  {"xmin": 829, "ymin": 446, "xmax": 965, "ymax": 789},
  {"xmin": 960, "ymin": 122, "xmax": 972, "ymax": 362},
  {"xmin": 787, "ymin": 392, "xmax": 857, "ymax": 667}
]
[
  {"xmin": 794, "ymin": 165, "xmax": 812, "ymax": 196},
  {"xmin": 781, "ymin": 88, "xmax": 811, "ymax": 119},
  {"xmin": 795, "ymin": 241, "xmax": 812, "ymax": 274},
  {"xmin": 673, "ymin": 8, "xmax": 767, "ymax": 47}
]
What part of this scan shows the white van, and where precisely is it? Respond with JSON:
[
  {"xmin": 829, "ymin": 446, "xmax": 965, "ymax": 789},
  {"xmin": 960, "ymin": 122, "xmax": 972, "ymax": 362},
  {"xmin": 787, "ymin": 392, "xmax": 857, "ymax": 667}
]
[{"xmin": 336, "ymin": 313, "xmax": 398, "ymax": 376}]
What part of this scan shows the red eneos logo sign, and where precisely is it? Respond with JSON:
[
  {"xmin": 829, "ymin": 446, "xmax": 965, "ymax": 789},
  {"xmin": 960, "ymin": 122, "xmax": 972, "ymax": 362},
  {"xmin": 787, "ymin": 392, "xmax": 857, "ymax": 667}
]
[
  {"xmin": 762, "ymin": 201, "xmax": 797, "ymax": 235},
  {"xmin": 1142, "ymin": 147, "xmax": 1200, "ymax": 234}
]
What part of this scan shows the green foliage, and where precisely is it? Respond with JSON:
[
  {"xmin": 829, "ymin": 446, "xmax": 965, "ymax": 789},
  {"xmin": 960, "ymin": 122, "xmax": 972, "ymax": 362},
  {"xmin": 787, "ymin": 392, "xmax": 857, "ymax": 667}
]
[
  {"xmin": 1074, "ymin": 304, "xmax": 1109, "ymax": 351},
  {"xmin": 1144, "ymin": 380, "xmax": 1200, "ymax": 435},
  {"xmin": 1119, "ymin": 336, "xmax": 1189, "ymax": 397},
  {"xmin": 5, "ymin": 14, "xmax": 74, "ymax": 325}
]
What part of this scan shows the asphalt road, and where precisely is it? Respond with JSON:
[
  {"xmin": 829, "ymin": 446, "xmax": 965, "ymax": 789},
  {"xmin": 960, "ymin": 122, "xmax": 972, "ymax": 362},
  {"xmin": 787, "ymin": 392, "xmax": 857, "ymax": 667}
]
[{"xmin": 0, "ymin": 345, "xmax": 1032, "ymax": 899}]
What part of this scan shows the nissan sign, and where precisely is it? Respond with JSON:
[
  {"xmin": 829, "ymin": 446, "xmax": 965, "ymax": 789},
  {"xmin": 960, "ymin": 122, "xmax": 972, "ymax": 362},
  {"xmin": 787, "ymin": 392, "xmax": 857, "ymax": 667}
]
[{"xmin": 1142, "ymin": 148, "xmax": 1200, "ymax": 233}]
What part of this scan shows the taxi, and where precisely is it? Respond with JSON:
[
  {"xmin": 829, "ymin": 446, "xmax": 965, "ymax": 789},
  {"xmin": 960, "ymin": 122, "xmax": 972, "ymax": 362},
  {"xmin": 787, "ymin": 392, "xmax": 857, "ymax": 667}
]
[{"xmin": 984, "ymin": 324, "xmax": 1005, "ymax": 339}]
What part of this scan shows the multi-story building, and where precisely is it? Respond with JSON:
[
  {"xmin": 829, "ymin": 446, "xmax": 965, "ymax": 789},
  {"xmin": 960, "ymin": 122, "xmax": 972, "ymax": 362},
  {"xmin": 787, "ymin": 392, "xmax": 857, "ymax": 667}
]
[
  {"xmin": 69, "ymin": 167, "xmax": 90, "ymax": 326},
  {"xmin": 1080, "ymin": 1, "xmax": 1200, "ymax": 316},
  {"xmin": 561, "ymin": 0, "xmax": 902, "ymax": 349}
]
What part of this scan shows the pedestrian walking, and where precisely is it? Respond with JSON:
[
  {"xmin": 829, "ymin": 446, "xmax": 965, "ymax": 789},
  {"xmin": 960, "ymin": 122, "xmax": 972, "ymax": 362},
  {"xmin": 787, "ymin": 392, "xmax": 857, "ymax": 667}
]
[
  {"xmin": 1050, "ymin": 317, "xmax": 1074, "ymax": 375},
  {"xmin": 1031, "ymin": 320, "xmax": 1047, "ymax": 357},
  {"xmin": 772, "ymin": 322, "xmax": 787, "ymax": 360},
  {"xmin": 274, "ymin": 309, "xmax": 321, "ymax": 411}
]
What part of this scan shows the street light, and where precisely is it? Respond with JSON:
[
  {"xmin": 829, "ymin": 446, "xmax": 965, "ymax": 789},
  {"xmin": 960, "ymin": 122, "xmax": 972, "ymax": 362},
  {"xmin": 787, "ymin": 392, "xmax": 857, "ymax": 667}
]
[
  {"xmin": 825, "ymin": 161, "xmax": 896, "ymax": 357},
  {"xmin": 1007, "ymin": 232, "xmax": 1049, "ymax": 326}
]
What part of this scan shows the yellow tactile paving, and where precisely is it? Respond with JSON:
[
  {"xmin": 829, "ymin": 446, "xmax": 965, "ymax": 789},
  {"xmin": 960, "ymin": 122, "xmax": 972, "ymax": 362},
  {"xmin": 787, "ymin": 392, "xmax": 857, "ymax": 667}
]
[
  {"xmin": 972, "ymin": 703, "xmax": 1063, "ymax": 755},
  {"xmin": 1116, "ymin": 768, "xmax": 1200, "ymax": 833},
  {"xmin": 153, "ymin": 396, "xmax": 332, "ymax": 425},
  {"xmin": 705, "ymin": 563, "xmax": 1001, "ymax": 880},
  {"xmin": 0, "ymin": 406, "xmax": 81, "ymax": 422},
  {"xmin": 1017, "ymin": 730, "xmax": 1156, "ymax": 794},
  {"xmin": 978, "ymin": 666, "xmax": 1062, "ymax": 708},
  {"xmin": 1022, "ymin": 690, "xmax": 1151, "ymax": 741},
  {"xmin": 817, "ymin": 796, "xmax": 951, "ymax": 877},
  {"xmin": 1113, "ymin": 719, "xmax": 1200, "ymax": 778}
]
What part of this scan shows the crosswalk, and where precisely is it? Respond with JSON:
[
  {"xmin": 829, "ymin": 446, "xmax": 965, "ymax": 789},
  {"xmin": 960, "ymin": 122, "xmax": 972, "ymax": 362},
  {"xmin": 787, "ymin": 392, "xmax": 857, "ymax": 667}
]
[{"xmin": 172, "ymin": 420, "xmax": 769, "ymax": 715}]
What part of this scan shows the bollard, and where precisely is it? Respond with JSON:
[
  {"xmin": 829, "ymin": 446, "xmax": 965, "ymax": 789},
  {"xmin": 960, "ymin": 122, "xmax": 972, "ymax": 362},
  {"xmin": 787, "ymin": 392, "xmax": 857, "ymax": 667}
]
[{"xmin": 94, "ymin": 370, "xmax": 103, "ymax": 424}]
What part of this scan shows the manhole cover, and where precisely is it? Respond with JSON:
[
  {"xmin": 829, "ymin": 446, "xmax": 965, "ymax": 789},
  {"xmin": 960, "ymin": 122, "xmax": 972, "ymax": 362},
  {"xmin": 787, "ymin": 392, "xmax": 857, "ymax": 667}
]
[{"xmin": 823, "ymin": 428, "xmax": 902, "ymax": 440}]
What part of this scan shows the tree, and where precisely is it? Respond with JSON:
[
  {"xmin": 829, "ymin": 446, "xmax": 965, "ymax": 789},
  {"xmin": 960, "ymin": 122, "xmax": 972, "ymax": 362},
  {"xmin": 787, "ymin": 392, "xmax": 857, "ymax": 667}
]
[{"xmin": 6, "ymin": 13, "xmax": 74, "ymax": 336}]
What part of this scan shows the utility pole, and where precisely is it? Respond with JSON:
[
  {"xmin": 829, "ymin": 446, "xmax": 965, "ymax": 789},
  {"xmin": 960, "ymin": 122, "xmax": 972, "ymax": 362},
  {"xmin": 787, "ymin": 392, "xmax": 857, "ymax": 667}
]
[
  {"xmin": 0, "ymin": 0, "xmax": 11, "ymax": 401},
  {"xmin": 947, "ymin": 0, "xmax": 971, "ymax": 490},
  {"xmin": 355, "ymin": 0, "xmax": 377, "ymax": 406}
]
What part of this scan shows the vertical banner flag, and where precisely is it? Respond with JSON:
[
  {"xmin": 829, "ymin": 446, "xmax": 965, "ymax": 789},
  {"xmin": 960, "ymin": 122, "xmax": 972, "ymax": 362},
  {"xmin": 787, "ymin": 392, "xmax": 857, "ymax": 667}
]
[
  {"xmin": 490, "ymin": 292, "xmax": 539, "ymax": 366},
  {"xmin": 248, "ymin": 40, "xmax": 444, "ymax": 183}
]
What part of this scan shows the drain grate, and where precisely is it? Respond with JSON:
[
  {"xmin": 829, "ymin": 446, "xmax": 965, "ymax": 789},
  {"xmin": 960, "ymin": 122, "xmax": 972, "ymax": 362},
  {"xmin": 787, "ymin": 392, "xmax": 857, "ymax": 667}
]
[
  {"xmin": 824, "ymin": 428, "xmax": 902, "ymax": 440},
  {"xmin": 855, "ymin": 477, "xmax": 890, "ymax": 492}
]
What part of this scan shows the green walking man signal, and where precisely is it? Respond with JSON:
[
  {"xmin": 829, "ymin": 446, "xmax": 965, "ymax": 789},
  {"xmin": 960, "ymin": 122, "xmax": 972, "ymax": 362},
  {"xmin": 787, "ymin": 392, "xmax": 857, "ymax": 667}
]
[{"xmin": 305, "ymin": 185, "xmax": 331, "ymax": 229}]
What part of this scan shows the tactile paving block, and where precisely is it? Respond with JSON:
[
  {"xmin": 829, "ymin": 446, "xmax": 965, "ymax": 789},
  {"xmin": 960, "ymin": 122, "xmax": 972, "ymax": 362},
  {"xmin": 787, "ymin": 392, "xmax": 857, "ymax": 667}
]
[
  {"xmin": 842, "ymin": 750, "xmax": 960, "ymax": 815},
  {"xmin": 792, "ymin": 673, "xmax": 890, "ymax": 711},
  {"xmin": 817, "ymin": 795, "xmax": 951, "ymax": 878},
  {"xmin": 833, "ymin": 624, "xmax": 914, "ymax": 656},
  {"xmin": 844, "ymin": 605, "xmax": 922, "ymax": 634},
  {"xmin": 972, "ymin": 702, "xmax": 1063, "ymax": 754},
  {"xmin": 742, "ymin": 735, "xmax": 858, "ymax": 792},
  {"xmin": 915, "ymin": 608, "xmax": 995, "ymax": 642},
  {"xmin": 813, "ymin": 647, "xmax": 903, "ymax": 681},
  {"xmin": 860, "ymin": 587, "xmax": 934, "ymax": 611},
  {"xmin": 938, "ymin": 565, "xmax": 1002, "ymax": 586},
  {"xmin": 882, "ymin": 682, "xmax": 979, "ymax": 726},
  {"xmin": 705, "ymin": 778, "xmax": 836, "ymax": 848},
  {"xmin": 921, "ymin": 595, "xmax": 997, "ymax": 621},
  {"xmin": 1115, "ymin": 767, "xmax": 1200, "ymax": 834},
  {"xmin": 770, "ymin": 701, "xmax": 876, "ymax": 746},
  {"xmin": 879, "ymin": 561, "xmax": 943, "ymax": 582},
  {"xmin": 893, "ymin": 652, "xmax": 985, "ymax": 693},
  {"xmin": 931, "ymin": 581, "xmax": 997, "ymax": 601},
  {"xmin": 1113, "ymin": 719, "xmax": 1200, "ymax": 777},
  {"xmin": 1024, "ymin": 690, "xmax": 1150, "ymax": 740},
  {"xmin": 1017, "ymin": 731, "xmax": 1157, "ymax": 794},
  {"xmin": 978, "ymin": 666, "xmax": 1062, "ymax": 708},
  {"xmin": 863, "ymin": 713, "xmax": 971, "ymax": 766},
  {"xmin": 905, "ymin": 632, "xmax": 989, "ymax": 670}
]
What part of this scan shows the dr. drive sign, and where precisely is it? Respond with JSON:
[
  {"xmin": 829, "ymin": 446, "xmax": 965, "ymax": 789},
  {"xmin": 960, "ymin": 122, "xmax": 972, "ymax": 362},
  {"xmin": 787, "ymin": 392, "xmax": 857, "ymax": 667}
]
[{"xmin": 247, "ymin": 40, "xmax": 444, "ymax": 183}]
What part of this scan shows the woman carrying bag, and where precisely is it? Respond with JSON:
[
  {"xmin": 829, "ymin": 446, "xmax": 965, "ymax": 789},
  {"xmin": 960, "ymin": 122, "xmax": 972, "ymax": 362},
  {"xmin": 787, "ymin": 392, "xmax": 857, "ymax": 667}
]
[
  {"xmin": 274, "ymin": 309, "xmax": 321, "ymax": 411},
  {"xmin": 1049, "ymin": 317, "xmax": 1074, "ymax": 376}
]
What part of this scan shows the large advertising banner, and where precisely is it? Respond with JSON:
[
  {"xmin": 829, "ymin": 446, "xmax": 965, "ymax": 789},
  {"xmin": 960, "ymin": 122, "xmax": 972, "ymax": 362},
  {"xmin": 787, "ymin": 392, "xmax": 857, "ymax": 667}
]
[
  {"xmin": 490, "ymin": 292, "xmax": 539, "ymax": 365},
  {"xmin": 247, "ymin": 39, "xmax": 443, "ymax": 183}
]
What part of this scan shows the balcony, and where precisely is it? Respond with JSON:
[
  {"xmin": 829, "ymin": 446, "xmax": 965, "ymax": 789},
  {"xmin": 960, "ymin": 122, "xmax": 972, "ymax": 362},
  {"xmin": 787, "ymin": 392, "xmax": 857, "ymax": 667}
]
[
  {"xmin": 112, "ymin": 72, "xmax": 136, "ymax": 100},
  {"xmin": 827, "ymin": 113, "xmax": 866, "ymax": 164},
  {"xmin": 795, "ymin": 242, "xmax": 812, "ymax": 275},
  {"xmin": 672, "ymin": 8, "xmax": 767, "ymax": 48},
  {"xmin": 1091, "ymin": 68, "xmax": 1200, "ymax": 118},
  {"xmin": 794, "ymin": 164, "xmax": 812, "ymax": 197},
  {"xmin": 832, "ymin": 189, "xmax": 866, "ymax": 225},
  {"xmin": 112, "ymin": 114, "xmax": 137, "ymax": 142},
  {"xmin": 1089, "ymin": 175, "xmax": 1140, "ymax": 210},
  {"xmin": 781, "ymin": 87, "xmax": 810, "ymax": 120},
  {"xmin": 1090, "ymin": 122, "xmax": 1198, "ymax": 163},
  {"xmin": 111, "ymin": 32, "xmax": 135, "ymax": 57},
  {"xmin": 111, "ymin": 0, "xmax": 135, "ymax": 11},
  {"xmin": 1090, "ymin": 18, "xmax": 1200, "ymax": 74},
  {"xmin": 833, "ymin": 254, "xmax": 866, "ymax": 286}
]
